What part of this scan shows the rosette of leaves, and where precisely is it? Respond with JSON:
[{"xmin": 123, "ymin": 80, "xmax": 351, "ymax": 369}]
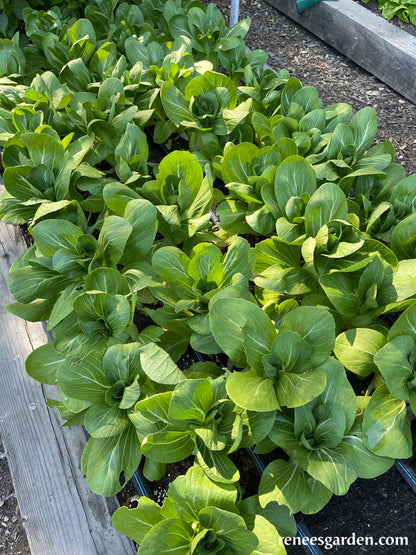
[
  {"xmin": 124, "ymin": 35, "xmax": 215, "ymax": 143},
  {"xmin": 334, "ymin": 312, "xmax": 415, "ymax": 461},
  {"xmin": 147, "ymin": 237, "xmax": 255, "ymax": 354},
  {"xmin": 257, "ymin": 245, "xmax": 416, "ymax": 330},
  {"xmin": 213, "ymin": 142, "xmax": 282, "ymax": 235},
  {"xmin": 0, "ymin": 125, "xmax": 102, "ymax": 224},
  {"xmin": 238, "ymin": 67, "xmax": 290, "ymax": 118},
  {"xmin": 303, "ymin": 105, "xmax": 393, "ymax": 185},
  {"xmin": 319, "ymin": 252, "xmax": 416, "ymax": 328},
  {"xmin": 163, "ymin": 2, "xmax": 251, "ymax": 68},
  {"xmin": 216, "ymin": 152, "xmax": 350, "ymax": 236},
  {"xmin": 24, "ymin": 16, "xmax": 98, "ymax": 78},
  {"xmin": 137, "ymin": 150, "xmax": 214, "ymax": 245},
  {"xmin": 6, "ymin": 198, "xmax": 157, "ymax": 326},
  {"xmin": 160, "ymin": 70, "xmax": 250, "ymax": 157},
  {"xmin": 24, "ymin": 9, "xmax": 142, "ymax": 85},
  {"xmin": 209, "ymin": 297, "xmax": 336, "ymax": 412},
  {"xmin": 54, "ymin": 78, "xmax": 153, "ymax": 170},
  {"xmin": 132, "ymin": 376, "xmax": 244, "ymax": 483},
  {"xmin": 84, "ymin": 0, "xmax": 145, "ymax": 42},
  {"xmin": 348, "ymin": 160, "xmax": 407, "ymax": 243},
  {"xmin": 0, "ymin": 72, "xmax": 75, "ymax": 144},
  {"xmin": 360, "ymin": 305, "xmax": 416, "ymax": 459},
  {"xmin": 113, "ymin": 464, "xmax": 293, "ymax": 555},
  {"xmin": 248, "ymin": 77, "xmax": 351, "ymax": 152},
  {"xmin": 249, "ymin": 77, "xmax": 326, "ymax": 153},
  {"xmin": 259, "ymin": 358, "xmax": 395, "ymax": 514},
  {"xmin": 26, "ymin": 340, "xmax": 184, "ymax": 496},
  {"xmin": 1, "ymin": 0, "xmax": 89, "ymax": 38}
]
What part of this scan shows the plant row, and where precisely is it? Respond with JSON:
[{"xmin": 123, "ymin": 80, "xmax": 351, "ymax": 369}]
[{"xmin": 1, "ymin": 1, "xmax": 416, "ymax": 553}]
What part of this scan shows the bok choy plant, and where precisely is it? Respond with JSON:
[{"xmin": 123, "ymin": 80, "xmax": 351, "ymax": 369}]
[
  {"xmin": 147, "ymin": 236, "xmax": 255, "ymax": 353},
  {"xmin": 113, "ymin": 464, "xmax": 295, "ymax": 554}
]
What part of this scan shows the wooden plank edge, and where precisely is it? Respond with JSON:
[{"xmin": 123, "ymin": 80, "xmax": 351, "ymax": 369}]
[
  {"xmin": 0, "ymin": 196, "xmax": 135, "ymax": 554},
  {"xmin": 265, "ymin": 0, "xmax": 416, "ymax": 105}
]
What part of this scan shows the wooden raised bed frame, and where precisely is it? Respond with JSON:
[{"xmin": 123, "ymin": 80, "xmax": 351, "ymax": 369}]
[{"xmin": 267, "ymin": 0, "xmax": 416, "ymax": 105}]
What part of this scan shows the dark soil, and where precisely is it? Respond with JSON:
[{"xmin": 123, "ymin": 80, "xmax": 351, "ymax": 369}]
[
  {"xmin": 229, "ymin": 448, "xmax": 260, "ymax": 499},
  {"xmin": 134, "ymin": 456, "xmax": 195, "ymax": 505},
  {"xmin": 303, "ymin": 460, "xmax": 416, "ymax": 554},
  {"xmin": 0, "ymin": 439, "xmax": 30, "ymax": 555}
]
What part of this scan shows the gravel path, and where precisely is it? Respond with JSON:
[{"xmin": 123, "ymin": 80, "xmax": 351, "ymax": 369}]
[{"xmin": 0, "ymin": 439, "xmax": 29, "ymax": 555}]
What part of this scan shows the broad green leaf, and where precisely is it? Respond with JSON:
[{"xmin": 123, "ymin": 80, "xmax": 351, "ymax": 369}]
[
  {"xmin": 21, "ymin": 132, "xmax": 65, "ymax": 169},
  {"xmin": 210, "ymin": 297, "xmax": 276, "ymax": 370},
  {"xmin": 363, "ymin": 385, "xmax": 412, "ymax": 459},
  {"xmin": 305, "ymin": 182, "xmax": 348, "ymax": 237},
  {"xmin": 259, "ymin": 459, "xmax": 310, "ymax": 513},
  {"xmin": 251, "ymin": 514, "xmax": 285, "ymax": 555},
  {"xmin": 278, "ymin": 306, "xmax": 335, "ymax": 366},
  {"xmin": 84, "ymin": 401, "xmax": 130, "ymax": 438},
  {"xmin": 112, "ymin": 498, "xmax": 162, "ymax": 545},
  {"xmin": 277, "ymin": 369, "xmax": 327, "ymax": 408},
  {"xmin": 122, "ymin": 199, "xmax": 158, "ymax": 259},
  {"xmin": 348, "ymin": 106, "xmax": 377, "ymax": 156},
  {"xmin": 57, "ymin": 352, "xmax": 108, "ymax": 401},
  {"xmin": 141, "ymin": 429, "xmax": 194, "ymax": 463},
  {"xmin": 222, "ymin": 237, "xmax": 255, "ymax": 283},
  {"xmin": 81, "ymin": 426, "xmax": 141, "ymax": 496},
  {"xmin": 169, "ymin": 379, "xmax": 213, "ymax": 423},
  {"xmin": 167, "ymin": 465, "xmax": 237, "ymax": 522},
  {"xmin": 98, "ymin": 215, "xmax": 132, "ymax": 266},
  {"xmin": 31, "ymin": 219, "xmax": 83, "ymax": 256},
  {"xmin": 196, "ymin": 441, "xmax": 240, "ymax": 484},
  {"xmin": 25, "ymin": 342, "xmax": 65, "ymax": 385},
  {"xmin": 274, "ymin": 155, "xmax": 316, "ymax": 213},
  {"xmin": 188, "ymin": 244, "xmax": 223, "ymax": 285},
  {"xmin": 226, "ymin": 371, "xmax": 279, "ymax": 412},
  {"xmin": 161, "ymin": 82, "xmax": 194, "ymax": 127},
  {"xmin": 137, "ymin": 518, "xmax": 192, "ymax": 555},
  {"xmin": 298, "ymin": 445, "xmax": 357, "ymax": 496},
  {"xmin": 152, "ymin": 247, "xmax": 194, "ymax": 295},
  {"xmin": 334, "ymin": 328, "xmax": 386, "ymax": 377},
  {"xmin": 139, "ymin": 342, "xmax": 183, "ymax": 385},
  {"xmin": 221, "ymin": 142, "xmax": 259, "ymax": 184}
]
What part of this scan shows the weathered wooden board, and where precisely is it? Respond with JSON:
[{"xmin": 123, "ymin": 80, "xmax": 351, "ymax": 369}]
[
  {"xmin": 266, "ymin": 0, "xmax": 416, "ymax": 104},
  {"xmin": 0, "ymin": 199, "xmax": 136, "ymax": 554}
]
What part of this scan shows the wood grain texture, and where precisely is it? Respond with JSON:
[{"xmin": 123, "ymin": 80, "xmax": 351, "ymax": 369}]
[
  {"xmin": 266, "ymin": 0, "xmax": 416, "ymax": 104},
  {"xmin": 0, "ymin": 192, "xmax": 136, "ymax": 554}
]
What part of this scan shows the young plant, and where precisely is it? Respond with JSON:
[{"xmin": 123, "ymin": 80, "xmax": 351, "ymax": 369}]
[
  {"xmin": 138, "ymin": 150, "xmax": 214, "ymax": 245},
  {"xmin": 147, "ymin": 237, "xmax": 255, "ymax": 353},
  {"xmin": 259, "ymin": 358, "xmax": 395, "ymax": 514},
  {"xmin": 113, "ymin": 463, "xmax": 294, "ymax": 554},
  {"xmin": 6, "ymin": 199, "xmax": 157, "ymax": 326},
  {"xmin": 160, "ymin": 70, "xmax": 250, "ymax": 157},
  {"xmin": 133, "ymin": 376, "xmax": 243, "ymax": 483},
  {"xmin": 209, "ymin": 298, "xmax": 335, "ymax": 412},
  {"xmin": 0, "ymin": 125, "xmax": 102, "ymax": 224},
  {"xmin": 26, "ymin": 340, "xmax": 184, "ymax": 496}
]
